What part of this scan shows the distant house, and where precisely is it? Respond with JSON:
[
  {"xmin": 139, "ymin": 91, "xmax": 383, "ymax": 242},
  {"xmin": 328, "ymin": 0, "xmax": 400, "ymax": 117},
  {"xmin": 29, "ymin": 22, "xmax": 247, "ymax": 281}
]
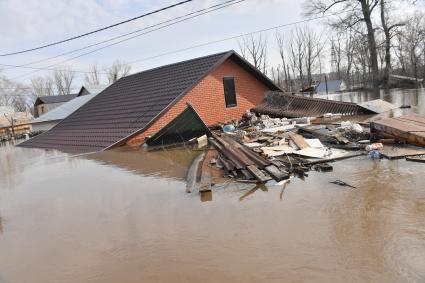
[
  {"xmin": 20, "ymin": 50, "xmax": 280, "ymax": 153},
  {"xmin": 315, "ymin": 79, "xmax": 346, "ymax": 94},
  {"xmin": 30, "ymin": 92, "xmax": 99, "ymax": 132},
  {"xmin": 0, "ymin": 106, "xmax": 33, "ymax": 137},
  {"xmin": 34, "ymin": 94, "xmax": 78, "ymax": 118},
  {"xmin": 33, "ymin": 85, "xmax": 108, "ymax": 118}
]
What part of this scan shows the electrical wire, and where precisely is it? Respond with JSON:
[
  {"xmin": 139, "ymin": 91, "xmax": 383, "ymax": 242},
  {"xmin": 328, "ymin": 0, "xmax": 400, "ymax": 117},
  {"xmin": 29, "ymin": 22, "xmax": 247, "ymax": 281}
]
[
  {"xmin": 0, "ymin": 0, "xmax": 194, "ymax": 57},
  {"xmin": 10, "ymin": 0, "xmax": 247, "ymax": 80},
  {"xmin": 0, "ymin": 9, "xmax": 342, "ymax": 90},
  {"xmin": 0, "ymin": 0, "xmax": 244, "ymax": 73}
]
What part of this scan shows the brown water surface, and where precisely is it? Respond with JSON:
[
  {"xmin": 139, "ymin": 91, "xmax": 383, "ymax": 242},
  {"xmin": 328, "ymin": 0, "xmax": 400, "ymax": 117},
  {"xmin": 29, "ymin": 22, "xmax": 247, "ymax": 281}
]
[{"xmin": 1, "ymin": 89, "xmax": 425, "ymax": 282}]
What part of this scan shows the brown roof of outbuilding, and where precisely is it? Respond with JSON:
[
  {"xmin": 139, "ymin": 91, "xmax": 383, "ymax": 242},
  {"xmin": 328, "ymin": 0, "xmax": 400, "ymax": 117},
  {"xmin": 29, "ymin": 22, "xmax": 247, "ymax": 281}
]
[
  {"xmin": 35, "ymin": 94, "xmax": 78, "ymax": 105},
  {"xmin": 19, "ymin": 50, "xmax": 279, "ymax": 153}
]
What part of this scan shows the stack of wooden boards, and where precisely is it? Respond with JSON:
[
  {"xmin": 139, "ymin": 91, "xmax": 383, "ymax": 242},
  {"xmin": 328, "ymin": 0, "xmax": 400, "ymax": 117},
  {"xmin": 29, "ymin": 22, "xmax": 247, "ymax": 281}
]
[{"xmin": 210, "ymin": 134, "xmax": 289, "ymax": 183}]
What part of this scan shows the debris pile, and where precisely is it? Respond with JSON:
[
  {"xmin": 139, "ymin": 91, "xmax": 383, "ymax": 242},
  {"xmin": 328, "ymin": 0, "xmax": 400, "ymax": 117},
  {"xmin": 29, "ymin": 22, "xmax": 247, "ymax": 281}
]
[
  {"xmin": 202, "ymin": 112, "xmax": 425, "ymax": 185},
  {"xmin": 144, "ymin": 101, "xmax": 425, "ymax": 191},
  {"xmin": 204, "ymin": 112, "xmax": 371, "ymax": 184}
]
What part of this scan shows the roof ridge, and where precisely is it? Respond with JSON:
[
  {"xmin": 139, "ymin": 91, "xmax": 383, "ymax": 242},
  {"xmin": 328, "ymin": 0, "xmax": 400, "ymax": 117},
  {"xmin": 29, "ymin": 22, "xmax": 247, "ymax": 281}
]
[
  {"xmin": 36, "ymin": 93, "xmax": 77, "ymax": 99},
  {"xmin": 122, "ymin": 50, "xmax": 234, "ymax": 80}
]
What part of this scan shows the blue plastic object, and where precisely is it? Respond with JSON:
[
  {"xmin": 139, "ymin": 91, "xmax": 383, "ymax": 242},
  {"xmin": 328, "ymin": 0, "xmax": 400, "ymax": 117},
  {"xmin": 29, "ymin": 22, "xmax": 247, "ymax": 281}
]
[
  {"xmin": 369, "ymin": 150, "xmax": 380, "ymax": 160},
  {"xmin": 223, "ymin": 124, "xmax": 236, "ymax": 133}
]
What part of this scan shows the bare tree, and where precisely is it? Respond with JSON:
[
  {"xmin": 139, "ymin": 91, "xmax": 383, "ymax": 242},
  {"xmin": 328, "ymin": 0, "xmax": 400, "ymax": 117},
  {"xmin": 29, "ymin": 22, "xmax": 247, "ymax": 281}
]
[
  {"xmin": 379, "ymin": 0, "xmax": 405, "ymax": 87},
  {"xmin": 53, "ymin": 68, "xmax": 75, "ymax": 96},
  {"xmin": 302, "ymin": 26, "xmax": 325, "ymax": 85},
  {"xmin": 0, "ymin": 73, "xmax": 29, "ymax": 111},
  {"xmin": 106, "ymin": 60, "xmax": 131, "ymax": 84},
  {"xmin": 403, "ymin": 11, "xmax": 425, "ymax": 81},
  {"xmin": 305, "ymin": 0, "xmax": 380, "ymax": 87},
  {"xmin": 30, "ymin": 76, "xmax": 54, "ymax": 97},
  {"xmin": 331, "ymin": 32, "xmax": 344, "ymax": 79},
  {"xmin": 84, "ymin": 64, "xmax": 101, "ymax": 85},
  {"xmin": 238, "ymin": 34, "xmax": 268, "ymax": 74},
  {"xmin": 276, "ymin": 31, "xmax": 290, "ymax": 91}
]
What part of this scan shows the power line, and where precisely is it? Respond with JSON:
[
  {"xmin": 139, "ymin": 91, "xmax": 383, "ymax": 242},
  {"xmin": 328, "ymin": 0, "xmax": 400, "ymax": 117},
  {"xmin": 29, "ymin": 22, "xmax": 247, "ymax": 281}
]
[
  {"xmin": 1, "ymin": 0, "xmax": 243, "ymax": 73},
  {"xmin": 10, "ymin": 0, "xmax": 246, "ymax": 80},
  {"xmin": 0, "ymin": 63, "xmax": 109, "ymax": 75},
  {"xmin": 0, "ymin": 0, "xmax": 194, "ymax": 57},
  {"xmin": 3, "ymin": 9, "xmax": 343, "ymax": 92},
  {"xmin": 126, "ymin": 13, "xmax": 341, "ymax": 68}
]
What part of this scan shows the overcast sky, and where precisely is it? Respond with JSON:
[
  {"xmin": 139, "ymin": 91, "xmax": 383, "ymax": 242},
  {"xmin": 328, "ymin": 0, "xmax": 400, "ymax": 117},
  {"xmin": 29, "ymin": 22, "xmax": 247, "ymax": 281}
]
[
  {"xmin": 0, "ymin": 0, "xmax": 305, "ymax": 87},
  {"xmin": 0, "ymin": 0, "xmax": 423, "ymax": 88}
]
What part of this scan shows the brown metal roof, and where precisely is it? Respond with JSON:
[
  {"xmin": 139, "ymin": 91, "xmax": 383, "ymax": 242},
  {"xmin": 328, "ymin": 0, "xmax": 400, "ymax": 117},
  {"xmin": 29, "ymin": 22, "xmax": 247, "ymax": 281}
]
[
  {"xmin": 35, "ymin": 94, "xmax": 78, "ymax": 104},
  {"xmin": 19, "ymin": 50, "xmax": 279, "ymax": 153},
  {"xmin": 253, "ymin": 92, "xmax": 365, "ymax": 118}
]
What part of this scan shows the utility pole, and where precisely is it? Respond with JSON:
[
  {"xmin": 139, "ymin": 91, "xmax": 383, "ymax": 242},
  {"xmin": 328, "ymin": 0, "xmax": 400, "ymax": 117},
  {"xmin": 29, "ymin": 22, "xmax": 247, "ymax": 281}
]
[{"xmin": 325, "ymin": 75, "xmax": 329, "ymax": 96}]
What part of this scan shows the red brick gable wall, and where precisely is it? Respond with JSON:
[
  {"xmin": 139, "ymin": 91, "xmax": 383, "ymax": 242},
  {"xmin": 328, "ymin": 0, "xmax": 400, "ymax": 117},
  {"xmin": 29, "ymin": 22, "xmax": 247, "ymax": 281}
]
[{"xmin": 125, "ymin": 58, "xmax": 271, "ymax": 146}]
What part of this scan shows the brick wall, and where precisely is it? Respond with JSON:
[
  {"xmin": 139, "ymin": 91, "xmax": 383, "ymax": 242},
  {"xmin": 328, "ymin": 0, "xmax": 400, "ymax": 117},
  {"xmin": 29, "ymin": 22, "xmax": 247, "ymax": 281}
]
[{"xmin": 126, "ymin": 58, "xmax": 271, "ymax": 146}]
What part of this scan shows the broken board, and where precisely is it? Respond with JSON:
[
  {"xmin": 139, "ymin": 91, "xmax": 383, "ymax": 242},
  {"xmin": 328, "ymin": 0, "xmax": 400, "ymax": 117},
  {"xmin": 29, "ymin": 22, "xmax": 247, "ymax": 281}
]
[
  {"xmin": 288, "ymin": 132, "xmax": 310, "ymax": 149},
  {"xmin": 358, "ymin": 99, "xmax": 398, "ymax": 114},
  {"xmin": 371, "ymin": 115, "xmax": 425, "ymax": 146},
  {"xmin": 247, "ymin": 165, "xmax": 271, "ymax": 183},
  {"xmin": 406, "ymin": 155, "xmax": 425, "ymax": 163},
  {"xmin": 261, "ymin": 145, "xmax": 295, "ymax": 157},
  {"xmin": 295, "ymin": 147, "xmax": 350, "ymax": 159},
  {"xmin": 265, "ymin": 165, "xmax": 289, "ymax": 181},
  {"xmin": 378, "ymin": 145, "xmax": 425, "ymax": 159}
]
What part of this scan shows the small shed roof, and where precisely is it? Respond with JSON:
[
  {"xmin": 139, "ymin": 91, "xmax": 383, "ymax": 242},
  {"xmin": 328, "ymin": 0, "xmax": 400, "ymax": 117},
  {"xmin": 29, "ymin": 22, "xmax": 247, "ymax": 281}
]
[
  {"xmin": 35, "ymin": 94, "xmax": 78, "ymax": 105},
  {"xmin": 31, "ymin": 93, "xmax": 98, "ymax": 124}
]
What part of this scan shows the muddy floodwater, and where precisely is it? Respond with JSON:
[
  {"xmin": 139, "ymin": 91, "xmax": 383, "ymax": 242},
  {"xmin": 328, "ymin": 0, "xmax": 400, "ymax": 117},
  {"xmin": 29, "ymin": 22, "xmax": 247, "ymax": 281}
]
[{"xmin": 1, "ymin": 89, "xmax": 425, "ymax": 282}]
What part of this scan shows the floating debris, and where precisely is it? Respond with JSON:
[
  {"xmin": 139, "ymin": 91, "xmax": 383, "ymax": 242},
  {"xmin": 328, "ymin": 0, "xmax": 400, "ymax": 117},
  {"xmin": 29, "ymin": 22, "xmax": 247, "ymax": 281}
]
[{"xmin": 329, "ymin": 180, "xmax": 357, "ymax": 189}]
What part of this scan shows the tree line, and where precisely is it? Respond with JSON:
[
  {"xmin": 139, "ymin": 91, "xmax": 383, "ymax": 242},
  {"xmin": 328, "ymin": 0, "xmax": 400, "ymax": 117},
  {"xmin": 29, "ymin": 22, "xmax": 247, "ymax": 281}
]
[
  {"xmin": 239, "ymin": 0, "xmax": 424, "ymax": 91},
  {"xmin": 0, "ymin": 60, "xmax": 131, "ymax": 113}
]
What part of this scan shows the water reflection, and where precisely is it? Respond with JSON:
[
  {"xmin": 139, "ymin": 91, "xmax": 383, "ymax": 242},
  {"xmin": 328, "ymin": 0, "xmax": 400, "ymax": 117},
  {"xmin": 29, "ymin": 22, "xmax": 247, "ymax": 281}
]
[
  {"xmin": 239, "ymin": 183, "xmax": 268, "ymax": 202},
  {"xmin": 0, "ymin": 89, "xmax": 425, "ymax": 282},
  {"xmin": 86, "ymin": 148, "xmax": 202, "ymax": 181},
  {"xmin": 200, "ymin": 190, "xmax": 212, "ymax": 202}
]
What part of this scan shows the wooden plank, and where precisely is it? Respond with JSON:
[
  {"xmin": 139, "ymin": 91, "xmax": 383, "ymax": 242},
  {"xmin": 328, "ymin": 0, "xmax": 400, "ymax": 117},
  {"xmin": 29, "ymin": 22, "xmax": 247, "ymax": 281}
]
[
  {"xmin": 406, "ymin": 155, "xmax": 425, "ymax": 163},
  {"xmin": 264, "ymin": 165, "xmax": 289, "ymax": 181},
  {"xmin": 373, "ymin": 118, "xmax": 424, "ymax": 133},
  {"xmin": 371, "ymin": 116, "xmax": 425, "ymax": 146},
  {"xmin": 295, "ymin": 147, "xmax": 350, "ymax": 159},
  {"xmin": 186, "ymin": 152, "xmax": 206, "ymax": 193},
  {"xmin": 287, "ymin": 132, "xmax": 310, "ymax": 149},
  {"xmin": 379, "ymin": 145, "xmax": 425, "ymax": 159},
  {"xmin": 398, "ymin": 115, "xmax": 425, "ymax": 125},
  {"xmin": 247, "ymin": 165, "xmax": 271, "ymax": 183}
]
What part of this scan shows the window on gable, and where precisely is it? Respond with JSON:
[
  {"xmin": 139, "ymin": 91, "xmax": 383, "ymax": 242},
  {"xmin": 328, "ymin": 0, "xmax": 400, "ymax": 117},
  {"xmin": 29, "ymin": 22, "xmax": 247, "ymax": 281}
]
[{"xmin": 223, "ymin": 77, "xmax": 237, "ymax": 108}]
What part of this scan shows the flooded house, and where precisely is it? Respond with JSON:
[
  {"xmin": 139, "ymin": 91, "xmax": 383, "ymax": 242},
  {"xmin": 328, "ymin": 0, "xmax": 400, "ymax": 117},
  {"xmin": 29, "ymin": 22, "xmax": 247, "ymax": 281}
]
[
  {"xmin": 19, "ymin": 50, "xmax": 280, "ymax": 153},
  {"xmin": 315, "ymin": 79, "xmax": 347, "ymax": 94}
]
